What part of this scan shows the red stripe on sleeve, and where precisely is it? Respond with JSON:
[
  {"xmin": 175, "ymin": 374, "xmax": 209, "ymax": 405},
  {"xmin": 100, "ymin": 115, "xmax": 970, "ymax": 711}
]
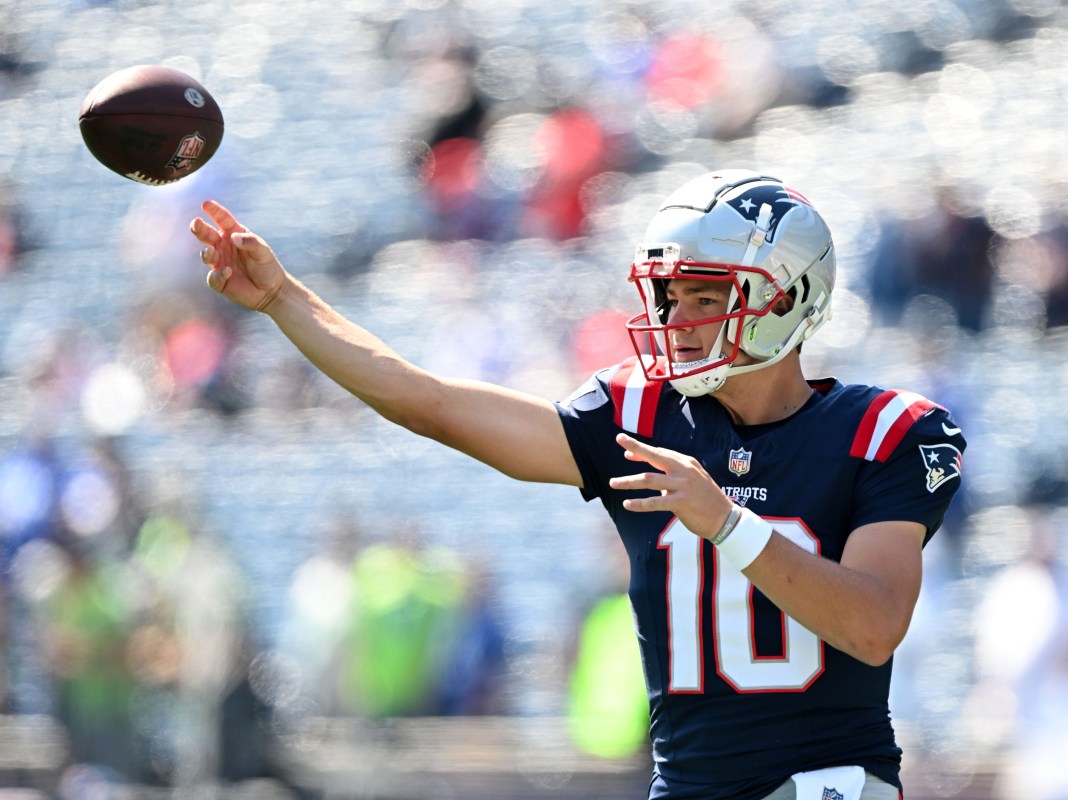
[
  {"xmin": 849, "ymin": 390, "xmax": 897, "ymax": 458},
  {"xmin": 872, "ymin": 398, "xmax": 937, "ymax": 462}
]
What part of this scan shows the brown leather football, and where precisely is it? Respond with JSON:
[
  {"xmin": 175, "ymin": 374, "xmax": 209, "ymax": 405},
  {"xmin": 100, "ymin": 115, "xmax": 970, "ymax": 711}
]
[{"xmin": 79, "ymin": 65, "xmax": 224, "ymax": 186}]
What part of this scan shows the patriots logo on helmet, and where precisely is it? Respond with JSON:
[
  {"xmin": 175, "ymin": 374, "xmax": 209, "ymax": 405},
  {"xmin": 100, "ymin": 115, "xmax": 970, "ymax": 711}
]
[{"xmin": 727, "ymin": 183, "xmax": 812, "ymax": 242}]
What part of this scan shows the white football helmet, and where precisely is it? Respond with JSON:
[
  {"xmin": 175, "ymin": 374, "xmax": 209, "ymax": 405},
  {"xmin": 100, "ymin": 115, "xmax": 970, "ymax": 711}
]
[{"xmin": 626, "ymin": 169, "xmax": 836, "ymax": 396}]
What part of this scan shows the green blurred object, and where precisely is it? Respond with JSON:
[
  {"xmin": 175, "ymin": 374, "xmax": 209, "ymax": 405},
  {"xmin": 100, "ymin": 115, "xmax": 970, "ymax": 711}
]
[
  {"xmin": 338, "ymin": 544, "xmax": 466, "ymax": 717},
  {"xmin": 568, "ymin": 594, "xmax": 649, "ymax": 759},
  {"xmin": 134, "ymin": 515, "xmax": 192, "ymax": 581}
]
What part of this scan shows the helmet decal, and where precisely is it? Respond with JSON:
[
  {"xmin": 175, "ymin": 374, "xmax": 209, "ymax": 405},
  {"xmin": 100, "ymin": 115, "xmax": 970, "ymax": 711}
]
[{"xmin": 726, "ymin": 184, "xmax": 812, "ymax": 243}]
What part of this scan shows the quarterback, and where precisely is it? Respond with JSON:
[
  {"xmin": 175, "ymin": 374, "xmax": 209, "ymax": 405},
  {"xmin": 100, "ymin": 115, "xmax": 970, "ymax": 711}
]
[{"xmin": 191, "ymin": 170, "xmax": 965, "ymax": 799}]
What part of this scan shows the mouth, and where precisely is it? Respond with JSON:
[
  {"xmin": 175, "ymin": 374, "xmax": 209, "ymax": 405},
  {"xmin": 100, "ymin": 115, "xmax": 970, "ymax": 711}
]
[{"xmin": 671, "ymin": 343, "xmax": 705, "ymax": 362}]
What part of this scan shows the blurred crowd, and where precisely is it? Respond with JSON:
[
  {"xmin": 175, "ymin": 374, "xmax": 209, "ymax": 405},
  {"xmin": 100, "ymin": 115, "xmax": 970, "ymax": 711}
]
[{"xmin": 3, "ymin": 0, "xmax": 1068, "ymax": 798}]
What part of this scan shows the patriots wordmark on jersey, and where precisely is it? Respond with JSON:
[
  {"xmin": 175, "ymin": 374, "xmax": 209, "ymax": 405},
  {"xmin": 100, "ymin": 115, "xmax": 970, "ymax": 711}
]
[{"xmin": 556, "ymin": 357, "xmax": 966, "ymax": 800}]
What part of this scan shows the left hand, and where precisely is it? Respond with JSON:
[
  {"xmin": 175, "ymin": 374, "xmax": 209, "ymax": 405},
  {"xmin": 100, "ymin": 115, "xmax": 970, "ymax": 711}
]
[{"xmin": 608, "ymin": 433, "xmax": 735, "ymax": 540}]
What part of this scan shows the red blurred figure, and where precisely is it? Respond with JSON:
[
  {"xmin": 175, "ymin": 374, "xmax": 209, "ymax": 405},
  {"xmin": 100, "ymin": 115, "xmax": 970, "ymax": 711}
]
[{"xmin": 523, "ymin": 108, "xmax": 607, "ymax": 241}]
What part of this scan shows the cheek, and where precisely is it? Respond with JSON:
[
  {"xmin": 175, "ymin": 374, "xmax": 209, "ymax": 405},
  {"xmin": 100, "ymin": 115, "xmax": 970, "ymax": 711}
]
[
  {"xmin": 699, "ymin": 319, "xmax": 726, "ymax": 342},
  {"xmin": 691, "ymin": 321, "xmax": 732, "ymax": 355}
]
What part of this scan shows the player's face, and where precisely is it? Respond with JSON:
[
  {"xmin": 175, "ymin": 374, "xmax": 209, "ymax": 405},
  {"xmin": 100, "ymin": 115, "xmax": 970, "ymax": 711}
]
[{"xmin": 663, "ymin": 279, "xmax": 732, "ymax": 363}]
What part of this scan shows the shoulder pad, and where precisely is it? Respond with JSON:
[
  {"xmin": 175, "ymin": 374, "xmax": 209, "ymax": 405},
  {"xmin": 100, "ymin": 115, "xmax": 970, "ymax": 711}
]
[
  {"xmin": 609, "ymin": 356, "xmax": 665, "ymax": 437},
  {"xmin": 849, "ymin": 389, "xmax": 941, "ymax": 462}
]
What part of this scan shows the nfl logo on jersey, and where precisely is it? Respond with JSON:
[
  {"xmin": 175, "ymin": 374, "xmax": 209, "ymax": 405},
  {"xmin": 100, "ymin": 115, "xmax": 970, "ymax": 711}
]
[
  {"xmin": 728, "ymin": 448, "xmax": 752, "ymax": 476},
  {"xmin": 821, "ymin": 789, "xmax": 844, "ymax": 800}
]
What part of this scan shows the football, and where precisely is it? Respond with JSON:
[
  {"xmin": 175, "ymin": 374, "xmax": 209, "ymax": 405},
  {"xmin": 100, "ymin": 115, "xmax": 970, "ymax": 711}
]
[{"xmin": 79, "ymin": 65, "xmax": 224, "ymax": 186}]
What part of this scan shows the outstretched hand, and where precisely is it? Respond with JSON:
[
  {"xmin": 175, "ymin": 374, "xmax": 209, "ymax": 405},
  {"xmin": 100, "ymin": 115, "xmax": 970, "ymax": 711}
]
[
  {"xmin": 609, "ymin": 433, "xmax": 734, "ymax": 540},
  {"xmin": 189, "ymin": 200, "xmax": 286, "ymax": 312}
]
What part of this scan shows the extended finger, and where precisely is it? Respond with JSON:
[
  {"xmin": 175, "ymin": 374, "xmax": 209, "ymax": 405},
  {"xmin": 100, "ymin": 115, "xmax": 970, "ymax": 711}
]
[
  {"xmin": 189, "ymin": 216, "xmax": 222, "ymax": 246},
  {"xmin": 202, "ymin": 199, "xmax": 246, "ymax": 233},
  {"xmin": 609, "ymin": 472, "xmax": 673, "ymax": 492},
  {"xmin": 620, "ymin": 494, "xmax": 664, "ymax": 513},
  {"xmin": 616, "ymin": 432, "xmax": 673, "ymax": 468}
]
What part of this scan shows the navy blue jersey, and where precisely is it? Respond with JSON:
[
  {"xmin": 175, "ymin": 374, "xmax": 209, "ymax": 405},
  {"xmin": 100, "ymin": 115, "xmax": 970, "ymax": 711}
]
[{"xmin": 554, "ymin": 358, "xmax": 966, "ymax": 800}]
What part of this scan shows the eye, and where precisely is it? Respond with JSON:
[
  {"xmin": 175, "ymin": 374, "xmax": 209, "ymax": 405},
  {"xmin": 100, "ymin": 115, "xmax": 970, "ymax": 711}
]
[{"xmin": 697, "ymin": 294, "xmax": 727, "ymax": 308}]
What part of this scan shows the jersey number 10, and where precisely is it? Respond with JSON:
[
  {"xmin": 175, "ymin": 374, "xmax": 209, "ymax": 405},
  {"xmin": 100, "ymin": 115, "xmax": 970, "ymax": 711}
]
[{"xmin": 658, "ymin": 518, "xmax": 824, "ymax": 693}]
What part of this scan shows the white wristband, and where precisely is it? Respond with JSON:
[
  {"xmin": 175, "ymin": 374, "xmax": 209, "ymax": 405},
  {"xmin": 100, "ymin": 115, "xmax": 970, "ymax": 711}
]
[{"xmin": 715, "ymin": 507, "xmax": 773, "ymax": 571}]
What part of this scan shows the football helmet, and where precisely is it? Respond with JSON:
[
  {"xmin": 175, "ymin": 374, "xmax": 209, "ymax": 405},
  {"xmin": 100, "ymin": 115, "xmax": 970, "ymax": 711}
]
[{"xmin": 626, "ymin": 169, "xmax": 835, "ymax": 396}]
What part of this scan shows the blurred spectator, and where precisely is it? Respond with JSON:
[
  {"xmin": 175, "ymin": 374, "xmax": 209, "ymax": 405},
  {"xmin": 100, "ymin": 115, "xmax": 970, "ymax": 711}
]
[
  {"xmin": 0, "ymin": 435, "xmax": 145, "ymax": 566},
  {"xmin": 0, "ymin": 11, "xmax": 36, "ymax": 82},
  {"xmin": 433, "ymin": 562, "xmax": 508, "ymax": 716},
  {"xmin": 284, "ymin": 519, "xmax": 508, "ymax": 717},
  {"xmin": 421, "ymin": 136, "xmax": 518, "ymax": 241},
  {"xmin": 5, "ymin": 438, "xmax": 275, "ymax": 790},
  {"xmin": 336, "ymin": 538, "xmax": 470, "ymax": 718},
  {"xmin": 282, "ymin": 522, "xmax": 507, "ymax": 720},
  {"xmin": 422, "ymin": 44, "xmax": 488, "ymax": 147},
  {"xmin": 520, "ymin": 107, "xmax": 610, "ymax": 241},
  {"xmin": 0, "ymin": 177, "xmax": 35, "ymax": 275},
  {"xmin": 41, "ymin": 540, "xmax": 140, "ymax": 779},
  {"xmin": 414, "ymin": 43, "xmax": 518, "ymax": 242},
  {"xmin": 567, "ymin": 591, "xmax": 648, "ymax": 760},
  {"xmin": 1039, "ymin": 222, "xmax": 1068, "ymax": 329},
  {"xmin": 120, "ymin": 295, "xmax": 249, "ymax": 416},
  {"xmin": 566, "ymin": 526, "xmax": 647, "ymax": 760},
  {"xmin": 2, "ymin": 432, "xmax": 149, "ymax": 740},
  {"xmin": 124, "ymin": 511, "xmax": 255, "ymax": 786},
  {"xmin": 866, "ymin": 213, "xmax": 915, "ymax": 328},
  {"xmin": 277, "ymin": 517, "xmax": 364, "ymax": 715},
  {"xmin": 962, "ymin": 506, "xmax": 1068, "ymax": 798},
  {"xmin": 993, "ymin": 216, "xmax": 1068, "ymax": 330},
  {"xmin": 867, "ymin": 186, "xmax": 997, "ymax": 332}
]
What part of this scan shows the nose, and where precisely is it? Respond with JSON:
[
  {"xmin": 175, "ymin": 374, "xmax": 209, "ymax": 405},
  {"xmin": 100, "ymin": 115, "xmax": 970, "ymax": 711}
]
[{"xmin": 667, "ymin": 302, "xmax": 697, "ymax": 327}]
